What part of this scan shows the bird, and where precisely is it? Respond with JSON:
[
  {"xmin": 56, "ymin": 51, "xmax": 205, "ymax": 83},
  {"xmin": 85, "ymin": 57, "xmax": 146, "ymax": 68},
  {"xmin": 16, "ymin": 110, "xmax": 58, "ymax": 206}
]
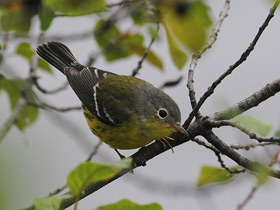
[{"xmin": 36, "ymin": 41, "xmax": 187, "ymax": 155}]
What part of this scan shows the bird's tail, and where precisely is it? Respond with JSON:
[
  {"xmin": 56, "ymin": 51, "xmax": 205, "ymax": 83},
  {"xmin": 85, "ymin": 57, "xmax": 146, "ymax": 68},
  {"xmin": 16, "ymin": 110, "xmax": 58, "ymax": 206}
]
[{"xmin": 36, "ymin": 41, "xmax": 79, "ymax": 74}]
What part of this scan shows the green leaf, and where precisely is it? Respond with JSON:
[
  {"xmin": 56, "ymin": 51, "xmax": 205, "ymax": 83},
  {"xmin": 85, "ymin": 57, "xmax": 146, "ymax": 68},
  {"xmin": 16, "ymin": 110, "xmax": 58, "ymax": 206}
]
[
  {"xmin": 129, "ymin": 44, "xmax": 163, "ymax": 70},
  {"xmin": 43, "ymin": 0, "xmax": 106, "ymax": 16},
  {"xmin": 164, "ymin": 24, "xmax": 188, "ymax": 70},
  {"xmin": 16, "ymin": 102, "xmax": 39, "ymax": 130},
  {"xmin": 252, "ymin": 164, "xmax": 270, "ymax": 185},
  {"xmin": 130, "ymin": 2, "xmax": 157, "ymax": 25},
  {"xmin": 160, "ymin": 0, "xmax": 212, "ymax": 52},
  {"xmin": 197, "ymin": 166, "xmax": 236, "ymax": 187},
  {"xmin": 233, "ymin": 115, "xmax": 272, "ymax": 136},
  {"xmin": 0, "ymin": 78, "xmax": 39, "ymax": 131},
  {"xmin": 34, "ymin": 195, "xmax": 73, "ymax": 210},
  {"xmin": 16, "ymin": 42, "xmax": 34, "ymax": 61},
  {"xmin": 38, "ymin": 58, "xmax": 53, "ymax": 74},
  {"xmin": 121, "ymin": 34, "xmax": 144, "ymax": 45},
  {"xmin": 274, "ymin": 129, "xmax": 280, "ymax": 137},
  {"xmin": 67, "ymin": 158, "xmax": 132, "ymax": 195},
  {"xmin": 94, "ymin": 20, "xmax": 162, "ymax": 67},
  {"xmin": 39, "ymin": 3, "xmax": 55, "ymax": 31},
  {"xmin": 0, "ymin": 43, "xmax": 2, "ymax": 50},
  {"xmin": 97, "ymin": 199, "xmax": 162, "ymax": 210},
  {"xmin": 0, "ymin": 4, "xmax": 32, "ymax": 34},
  {"xmin": 147, "ymin": 25, "xmax": 159, "ymax": 39},
  {"xmin": 94, "ymin": 20, "xmax": 133, "ymax": 61}
]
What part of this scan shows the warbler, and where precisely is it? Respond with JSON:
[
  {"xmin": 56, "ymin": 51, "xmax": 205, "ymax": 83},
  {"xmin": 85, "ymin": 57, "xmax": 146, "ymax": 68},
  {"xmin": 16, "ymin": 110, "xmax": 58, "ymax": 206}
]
[{"xmin": 36, "ymin": 42, "xmax": 187, "ymax": 151}]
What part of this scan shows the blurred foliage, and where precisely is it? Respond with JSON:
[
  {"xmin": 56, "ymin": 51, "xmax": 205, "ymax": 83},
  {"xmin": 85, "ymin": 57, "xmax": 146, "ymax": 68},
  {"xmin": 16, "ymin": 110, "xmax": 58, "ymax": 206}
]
[
  {"xmin": 159, "ymin": 0, "xmax": 212, "ymax": 51},
  {"xmin": 0, "ymin": 0, "xmax": 41, "ymax": 35},
  {"xmin": 97, "ymin": 199, "xmax": 162, "ymax": 210},
  {"xmin": 16, "ymin": 42, "xmax": 52, "ymax": 73},
  {"xmin": 0, "ymin": 0, "xmax": 214, "ymax": 209},
  {"xmin": 252, "ymin": 164, "xmax": 270, "ymax": 185},
  {"xmin": 42, "ymin": 0, "xmax": 106, "ymax": 16},
  {"xmin": 0, "ymin": 0, "xmax": 212, "ymax": 70},
  {"xmin": 34, "ymin": 195, "xmax": 72, "ymax": 210},
  {"xmin": 94, "ymin": 20, "xmax": 163, "ymax": 69},
  {"xmin": 232, "ymin": 115, "xmax": 272, "ymax": 136},
  {"xmin": 197, "ymin": 166, "xmax": 237, "ymax": 187},
  {"xmin": 67, "ymin": 158, "xmax": 132, "ymax": 196},
  {"xmin": 39, "ymin": 3, "xmax": 54, "ymax": 31},
  {"xmin": 0, "ymin": 77, "xmax": 39, "ymax": 130}
]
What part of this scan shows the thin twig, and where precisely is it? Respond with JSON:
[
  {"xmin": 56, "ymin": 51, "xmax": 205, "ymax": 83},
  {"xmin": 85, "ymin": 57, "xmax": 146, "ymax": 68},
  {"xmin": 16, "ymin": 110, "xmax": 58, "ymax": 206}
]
[
  {"xmin": 214, "ymin": 78, "xmax": 280, "ymax": 120},
  {"xmin": 237, "ymin": 185, "xmax": 259, "ymax": 210},
  {"xmin": 28, "ymin": 101, "xmax": 81, "ymax": 112},
  {"xmin": 202, "ymin": 130, "xmax": 280, "ymax": 178},
  {"xmin": 211, "ymin": 119, "xmax": 280, "ymax": 143},
  {"xmin": 86, "ymin": 141, "xmax": 103, "ymax": 161},
  {"xmin": 33, "ymin": 79, "xmax": 69, "ymax": 94},
  {"xmin": 49, "ymin": 185, "xmax": 67, "ymax": 196},
  {"xmin": 191, "ymin": 138, "xmax": 244, "ymax": 174},
  {"xmin": 230, "ymin": 142, "xmax": 279, "ymax": 150},
  {"xmin": 131, "ymin": 22, "xmax": 160, "ymax": 77},
  {"xmin": 2, "ymin": 32, "xmax": 9, "ymax": 51},
  {"xmin": 0, "ymin": 97, "xmax": 28, "ymax": 142},
  {"xmin": 186, "ymin": 0, "xmax": 231, "ymax": 121},
  {"xmin": 185, "ymin": 0, "xmax": 279, "ymax": 128}
]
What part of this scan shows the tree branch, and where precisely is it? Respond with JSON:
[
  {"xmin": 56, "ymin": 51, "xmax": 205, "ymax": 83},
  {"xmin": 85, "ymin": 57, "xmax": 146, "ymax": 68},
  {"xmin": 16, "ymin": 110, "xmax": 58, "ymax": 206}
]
[
  {"xmin": 33, "ymin": 78, "xmax": 69, "ymax": 94},
  {"xmin": 58, "ymin": 114, "xmax": 280, "ymax": 209},
  {"xmin": 230, "ymin": 142, "xmax": 280, "ymax": 150},
  {"xmin": 191, "ymin": 138, "xmax": 245, "ymax": 174},
  {"xmin": 186, "ymin": 0, "xmax": 231, "ymax": 123},
  {"xmin": 211, "ymin": 119, "xmax": 280, "ymax": 143},
  {"xmin": 184, "ymin": 0, "xmax": 279, "ymax": 127},
  {"xmin": 214, "ymin": 78, "xmax": 280, "ymax": 120},
  {"xmin": 131, "ymin": 22, "xmax": 160, "ymax": 77},
  {"xmin": 202, "ymin": 130, "xmax": 280, "ymax": 178}
]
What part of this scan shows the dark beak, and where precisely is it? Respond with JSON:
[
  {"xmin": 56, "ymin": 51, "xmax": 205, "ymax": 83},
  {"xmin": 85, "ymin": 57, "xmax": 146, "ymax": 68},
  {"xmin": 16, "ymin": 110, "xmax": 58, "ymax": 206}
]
[{"xmin": 173, "ymin": 123, "xmax": 188, "ymax": 135}]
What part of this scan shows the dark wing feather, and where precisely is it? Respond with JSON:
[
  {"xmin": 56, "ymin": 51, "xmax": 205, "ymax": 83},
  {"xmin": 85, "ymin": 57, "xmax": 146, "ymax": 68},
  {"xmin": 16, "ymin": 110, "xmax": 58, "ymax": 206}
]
[
  {"xmin": 65, "ymin": 66, "xmax": 117, "ymax": 125},
  {"xmin": 37, "ymin": 41, "xmax": 117, "ymax": 125}
]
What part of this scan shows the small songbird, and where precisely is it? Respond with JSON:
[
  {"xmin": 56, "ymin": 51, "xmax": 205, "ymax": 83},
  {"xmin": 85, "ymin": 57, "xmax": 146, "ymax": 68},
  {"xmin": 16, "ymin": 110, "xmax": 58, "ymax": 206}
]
[{"xmin": 36, "ymin": 42, "xmax": 187, "ymax": 153}]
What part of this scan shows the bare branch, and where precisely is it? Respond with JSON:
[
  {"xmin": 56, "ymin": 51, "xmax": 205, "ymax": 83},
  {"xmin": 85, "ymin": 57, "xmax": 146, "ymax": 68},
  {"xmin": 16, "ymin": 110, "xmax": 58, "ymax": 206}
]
[
  {"xmin": 214, "ymin": 79, "xmax": 280, "ymax": 120},
  {"xmin": 185, "ymin": 0, "xmax": 279, "ymax": 127},
  {"xmin": 0, "ymin": 97, "xmax": 27, "ymax": 142},
  {"xmin": 202, "ymin": 130, "xmax": 280, "ymax": 178},
  {"xmin": 211, "ymin": 119, "xmax": 280, "ymax": 143},
  {"xmin": 131, "ymin": 22, "xmax": 160, "ymax": 77},
  {"xmin": 86, "ymin": 141, "xmax": 103, "ymax": 161},
  {"xmin": 237, "ymin": 185, "xmax": 259, "ymax": 210},
  {"xmin": 230, "ymin": 142, "xmax": 280, "ymax": 150},
  {"xmin": 33, "ymin": 78, "xmax": 69, "ymax": 94},
  {"xmin": 58, "ymin": 117, "xmax": 280, "ymax": 209},
  {"xmin": 186, "ymin": 0, "xmax": 231, "ymax": 122},
  {"xmin": 28, "ymin": 101, "xmax": 81, "ymax": 112},
  {"xmin": 191, "ymin": 138, "xmax": 245, "ymax": 174}
]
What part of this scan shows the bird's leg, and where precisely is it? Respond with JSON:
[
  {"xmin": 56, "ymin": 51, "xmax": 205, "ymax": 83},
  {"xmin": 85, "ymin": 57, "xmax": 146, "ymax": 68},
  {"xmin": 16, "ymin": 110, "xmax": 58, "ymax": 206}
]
[
  {"xmin": 114, "ymin": 149, "xmax": 134, "ymax": 174},
  {"xmin": 159, "ymin": 137, "xmax": 174, "ymax": 153},
  {"xmin": 114, "ymin": 149, "xmax": 126, "ymax": 159}
]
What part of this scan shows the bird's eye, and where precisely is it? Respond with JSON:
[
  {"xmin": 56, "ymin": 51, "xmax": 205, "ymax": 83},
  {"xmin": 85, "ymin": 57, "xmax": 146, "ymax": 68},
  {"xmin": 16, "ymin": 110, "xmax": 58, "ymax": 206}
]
[{"xmin": 157, "ymin": 108, "xmax": 168, "ymax": 119}]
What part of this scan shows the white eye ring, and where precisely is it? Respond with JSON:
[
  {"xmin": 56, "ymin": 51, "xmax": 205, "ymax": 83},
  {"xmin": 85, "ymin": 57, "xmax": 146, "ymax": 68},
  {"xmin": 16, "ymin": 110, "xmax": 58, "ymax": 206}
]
[{"xmin": 157, "ymin": 108, "xmax": 168, "ymax": 119}]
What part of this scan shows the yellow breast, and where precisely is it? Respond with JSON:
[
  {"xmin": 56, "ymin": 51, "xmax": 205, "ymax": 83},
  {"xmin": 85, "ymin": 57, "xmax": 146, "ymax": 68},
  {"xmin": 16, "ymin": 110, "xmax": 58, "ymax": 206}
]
[{"xmin": 82, "ymin": 106, "xmax": 176, "ymax": 150}]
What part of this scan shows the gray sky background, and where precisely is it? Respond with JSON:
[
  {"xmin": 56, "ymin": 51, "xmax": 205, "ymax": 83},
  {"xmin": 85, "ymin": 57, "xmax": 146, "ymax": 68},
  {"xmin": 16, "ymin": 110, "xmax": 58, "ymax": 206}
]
[{"xmin": 1, "ymin": 0, "xmax": 280, "ymax": 210}]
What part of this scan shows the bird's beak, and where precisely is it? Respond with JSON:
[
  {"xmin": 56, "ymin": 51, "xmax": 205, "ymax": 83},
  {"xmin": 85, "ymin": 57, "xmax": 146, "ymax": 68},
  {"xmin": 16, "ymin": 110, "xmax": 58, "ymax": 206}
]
[{"xmin": 172, "ymin": 123, "xmax": 188, "ymax": 135}]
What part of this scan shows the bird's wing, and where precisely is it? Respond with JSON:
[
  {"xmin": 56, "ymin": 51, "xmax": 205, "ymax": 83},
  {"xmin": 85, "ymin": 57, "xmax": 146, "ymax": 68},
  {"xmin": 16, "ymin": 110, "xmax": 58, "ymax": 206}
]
[{"xmin": 64, "ymin": 66, "xmax": 117, "ymax": 125}]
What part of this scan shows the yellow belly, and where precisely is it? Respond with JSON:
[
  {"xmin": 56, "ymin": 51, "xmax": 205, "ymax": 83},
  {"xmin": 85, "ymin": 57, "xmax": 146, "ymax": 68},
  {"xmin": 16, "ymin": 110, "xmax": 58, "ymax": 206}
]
[{"xmin": 82, "ymin": 106, "xmax": 175, "ymax": 149}]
